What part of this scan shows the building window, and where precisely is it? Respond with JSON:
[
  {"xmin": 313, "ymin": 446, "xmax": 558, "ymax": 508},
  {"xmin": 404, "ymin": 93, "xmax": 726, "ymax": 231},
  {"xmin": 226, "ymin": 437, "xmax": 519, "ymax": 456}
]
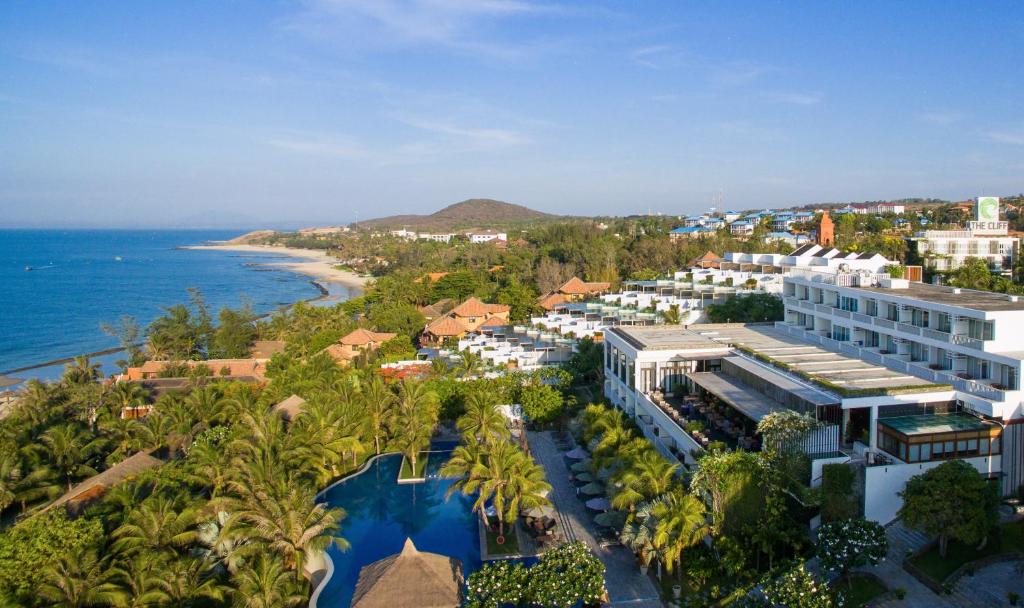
[
  {"xmin": 865, "ymin": 299, "xmax": 878, "ymax": 317},
  {"xmin": 832, "ymin": 326, "xmax": 850, "ymax": 341},
  {"xmin": 937, "ymin": 312, "xmax": 951, "ymax": 333},
  {"xmin": 886, "ymin": 304, "xmax": 899, "ymax": 322},
  {"xmin": 840, "ymin": 296, "xmax": 858, "ymax": 312}
]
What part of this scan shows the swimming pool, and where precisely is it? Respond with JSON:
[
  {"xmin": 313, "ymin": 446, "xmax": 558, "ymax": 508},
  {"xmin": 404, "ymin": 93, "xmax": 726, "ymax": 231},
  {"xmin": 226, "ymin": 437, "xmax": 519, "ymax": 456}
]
[{"xmin": 312, "ymin": 448, "xmax": 482, "ymax": 607}]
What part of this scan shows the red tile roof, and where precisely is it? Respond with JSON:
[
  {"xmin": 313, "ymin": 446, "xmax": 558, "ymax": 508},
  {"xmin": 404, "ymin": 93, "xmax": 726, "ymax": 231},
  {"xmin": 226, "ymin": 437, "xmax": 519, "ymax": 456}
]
[
  {"xmin": 339, "ymin": 328, "xmax": 397, "ymax": 346},
  {"xmin": 425, "ymin": 317, "xmax": 468, "ymax": 337},
  {"xmin": 450, "ymin": 297, "xmax": 509, "ymax": 318},
  {"xmin": 537, "ymin": 292, "xmax": 569, "ymax": 310},
  {"xmin": 557, "ymin": 277, "xmax": 611, "ymax": 295}
]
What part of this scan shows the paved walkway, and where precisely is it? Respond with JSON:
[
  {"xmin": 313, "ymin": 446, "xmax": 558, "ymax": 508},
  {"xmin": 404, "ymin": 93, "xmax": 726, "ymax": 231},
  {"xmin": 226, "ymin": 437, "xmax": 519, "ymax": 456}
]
[
  {"xmin": 861, "ymin": 521, "xmax": 1024, "ymax": 608},
  {"xmin": 529, "ymin": 431, "xmax": 663, "ymax": 608}
]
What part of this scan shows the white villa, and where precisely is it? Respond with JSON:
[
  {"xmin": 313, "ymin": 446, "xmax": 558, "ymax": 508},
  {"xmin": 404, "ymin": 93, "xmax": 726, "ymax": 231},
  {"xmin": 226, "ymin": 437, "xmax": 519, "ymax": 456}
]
[{"xmin": 458, "ymin": 323, "xmax": 575, "ymax": 370}]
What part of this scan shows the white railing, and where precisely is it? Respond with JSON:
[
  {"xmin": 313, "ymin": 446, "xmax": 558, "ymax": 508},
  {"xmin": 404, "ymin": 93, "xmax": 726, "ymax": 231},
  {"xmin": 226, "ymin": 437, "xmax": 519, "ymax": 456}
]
[
  {"xmin": 951, "ymin": 334, "xmax": 985, "ymax": 350},
  {"xmin": 873, "ymin": 318, "xmax": 896, "ymax": 330},
  {"xmin": 897, "ymin": 322, "xmax": 922, "ymax": 336},
  {"xmin": 776, "ymin": 323, "xmax": 1007, "ymax": 401}
]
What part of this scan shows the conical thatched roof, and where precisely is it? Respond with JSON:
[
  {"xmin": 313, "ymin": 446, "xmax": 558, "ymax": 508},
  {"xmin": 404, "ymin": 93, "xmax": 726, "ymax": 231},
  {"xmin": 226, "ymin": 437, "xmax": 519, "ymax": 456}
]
[{"xmin": 351, "ymin": 538, "xmax": 463, "ymax": 608}]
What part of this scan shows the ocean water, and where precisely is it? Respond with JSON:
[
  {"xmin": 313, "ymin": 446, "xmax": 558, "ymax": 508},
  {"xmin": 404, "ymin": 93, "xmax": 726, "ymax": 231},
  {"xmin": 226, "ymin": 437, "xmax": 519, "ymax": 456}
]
[{"xmin": 0, "ymin": 229, "xmax": 349, "ymax": 382}]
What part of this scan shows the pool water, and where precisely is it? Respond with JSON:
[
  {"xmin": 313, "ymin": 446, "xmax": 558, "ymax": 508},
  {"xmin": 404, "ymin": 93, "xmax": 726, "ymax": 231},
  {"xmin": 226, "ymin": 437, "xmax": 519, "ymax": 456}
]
[{"xmin": 314, "ymin": 449, "xmax": 482, "ymax": 607}]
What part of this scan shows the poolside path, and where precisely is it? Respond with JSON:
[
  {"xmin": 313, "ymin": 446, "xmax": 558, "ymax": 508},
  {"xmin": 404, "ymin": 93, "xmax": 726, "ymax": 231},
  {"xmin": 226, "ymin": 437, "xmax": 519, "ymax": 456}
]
[{"xmin": 528, "ymin": 431, "xmax": 663, "ymax": 608}]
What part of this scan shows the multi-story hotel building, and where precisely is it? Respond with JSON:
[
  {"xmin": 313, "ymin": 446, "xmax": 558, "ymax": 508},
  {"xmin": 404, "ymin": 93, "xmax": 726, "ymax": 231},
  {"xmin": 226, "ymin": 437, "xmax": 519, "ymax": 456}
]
[
  {"xmin": 603, "ymin": 269, "xmax": 1023, "ymax": 523},
  {"xmin": 909, "ymin": 196, "xmax": 1018, "ymax": 276}
]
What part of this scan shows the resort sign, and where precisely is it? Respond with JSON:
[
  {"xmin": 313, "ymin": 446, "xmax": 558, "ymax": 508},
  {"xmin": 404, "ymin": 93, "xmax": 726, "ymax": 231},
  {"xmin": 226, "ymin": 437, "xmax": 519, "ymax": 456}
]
[
  {"xmin": 976, "ymin": 196, "xmax": 1000, "ymax": 222},
  {"xmin": 969, "ymin": 196, "xmax": 1008, "ymax": 235}
]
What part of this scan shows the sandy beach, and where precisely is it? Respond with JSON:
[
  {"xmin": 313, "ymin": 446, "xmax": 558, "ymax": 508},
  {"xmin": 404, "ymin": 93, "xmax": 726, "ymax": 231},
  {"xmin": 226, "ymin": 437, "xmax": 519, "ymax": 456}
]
[{"xmin": 186, "ymin": 244, "xmax": 370, "ymax": 293}]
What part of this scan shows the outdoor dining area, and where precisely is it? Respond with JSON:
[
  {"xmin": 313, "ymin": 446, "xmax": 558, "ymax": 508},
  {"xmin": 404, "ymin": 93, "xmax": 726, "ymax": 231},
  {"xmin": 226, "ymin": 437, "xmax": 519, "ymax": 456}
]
[{"xmin": 647, "ymin": 389, "xmax": 761, "ymax": 452}]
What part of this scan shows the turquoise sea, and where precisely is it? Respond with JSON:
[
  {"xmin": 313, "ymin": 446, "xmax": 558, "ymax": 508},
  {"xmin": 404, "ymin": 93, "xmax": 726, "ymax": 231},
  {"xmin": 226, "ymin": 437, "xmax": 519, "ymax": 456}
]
[{"xmin": 0, "ymin": 230, "xmax": 352, "ymax": 383}]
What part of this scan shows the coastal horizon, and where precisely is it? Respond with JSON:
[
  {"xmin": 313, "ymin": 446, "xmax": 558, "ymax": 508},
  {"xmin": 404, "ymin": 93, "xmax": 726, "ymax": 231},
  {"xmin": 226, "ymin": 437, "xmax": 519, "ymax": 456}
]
[{"xmin": 0, "ymin": 228, "xmax": 366, "ymax": 385}]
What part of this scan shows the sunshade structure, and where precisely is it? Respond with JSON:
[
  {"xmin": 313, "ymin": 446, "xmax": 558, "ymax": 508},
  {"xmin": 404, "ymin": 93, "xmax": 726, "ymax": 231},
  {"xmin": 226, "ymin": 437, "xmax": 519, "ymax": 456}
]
[
  {"xmin": 593, "ymin": 511, "xmax": 626, "ymax": 529},
  {"xmin": 580, "ymin": 482, "xmax": 605, "ymax": 496},
  {"xmin": 595, "ymin": 467, "xmax": 613, "ymax": 481},
  {"xmin": 565, "ymin": 447, "xmax": 588, "ymax": 460},
  {"xmin": 570, "ymin": 461, "xmax": 592, "ymax": 472},
  {"xmin": 585, "ymin": 497, "xmax": 612, "ymax": 511},
  {"xmin": 573, "ymin": 472, "xmax": 594, "ymax": 483},
  {"xmin": 351, "ymin": 538, "xmax": 464, "ymax": 608},
  {"xmin": 525, "ymin": 505, "xmax": 556, "ymax": 519}
]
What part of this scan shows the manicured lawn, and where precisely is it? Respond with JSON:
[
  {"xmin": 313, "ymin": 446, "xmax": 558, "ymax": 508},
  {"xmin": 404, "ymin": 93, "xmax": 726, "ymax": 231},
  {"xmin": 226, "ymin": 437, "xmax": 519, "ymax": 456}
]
[
  {"xmin": 399, "ymin": 452, "xmax": 429, "ymax": 479},
  {"xmin": 834, "ymin": 573, "xmax": 887, "ymax": 608},
  {"xmin": 485, "ymin": 525, "xmax": 521, "ymax": 556},
  {"xmin": 908, "ymin": 520, "xmax": 1024, "ymax": 583}
]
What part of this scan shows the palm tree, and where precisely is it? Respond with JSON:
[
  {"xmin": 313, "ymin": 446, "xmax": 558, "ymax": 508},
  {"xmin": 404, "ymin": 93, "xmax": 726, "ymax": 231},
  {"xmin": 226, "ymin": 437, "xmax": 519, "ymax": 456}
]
[
  {"xmin": 440, "ymin": 443, "xmax": 488, "ymax": 523},
  {"xmin": 40, "ymin": 424, "xmax": 102, "ymax": 491},
  {"xmin": 111, "ymin": 496, "xmax": 198, "ymax": 557},
  {"xmin": 456, "ymin": 350, "xmax": 483, "ymax": 378},
  {"xmin": 16, "ymin": 379, "xmax": 56, "ymax": 429},
  {"xmin": 611, "ymin": 450, "xmax": 678, "ymax": 512},
  {"xmin": 360, "ymin": 377, "xmax": 394, "ymax": 455},
  {"xmin": 196, "ymin": 511, "xmax": 247, "ymax": 575},
  {"xmin": 62, "ymin": 356, "xmax": 101, "ymax": 386},
  {"xmin": 0, "ymin": 453, "xmax": 21, "ymax": 512},
  {"xmin": 620, "ymin": 510, "xmax": 658, "ymax": 572},
  {"xmin": 108, "ymin": 559, "xmax": 166, "ymax": 608},
  {"xmin": 456, "ymin": 392, "xmax": 509, "ymax": 447},
  {"xmin": 430, "ymin": 356, "xmax": 450, "ymax": 378},
  {"xmin": 390, "ymin": 381, "xmax": 438, "ymax": 475},
  {"xmin": 651, "ymin": 489, "xmax": 708, "ymax": 575},
  {"xmin": 661, "ymin": 304, "xmax": 682, "ymax": 325},
  {"xmin": 473, "ymin": 442, "xmax": 549, "ymax": 536},
  {"xmin": 227, "ymin": 480, "xmax": 347, "ymax": 580},
  {"xmin": 148, "ymin": 557, "xmax": 227, "ymax": 608},
  {"xmin": 39, "ymin": 549, "xmax": 124, "ymax": 608},
  {"xmin": 231, "ymin": 554, "xmax": 306, "ymax": 608}
]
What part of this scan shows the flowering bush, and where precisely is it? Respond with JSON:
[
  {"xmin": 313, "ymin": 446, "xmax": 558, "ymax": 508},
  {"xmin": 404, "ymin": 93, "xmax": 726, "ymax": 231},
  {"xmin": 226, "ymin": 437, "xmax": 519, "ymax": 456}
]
[
  {"xmin": 763, "ymin": 564, "xmax": 842, "ymax": 608},
  {"xmin": 463, "ymin": 560, "xmax": 530, "ymax": 608},
  {"xmin": 462, "ymin": 542, "xmax": 605, "ymax": 608},
  {"xmin": 528, "ymin": 541, "xmax": 605, "ymax": 607},
  {"xmin": 816, "ymin": 517, "xmax": 887, "ymax": 578}
]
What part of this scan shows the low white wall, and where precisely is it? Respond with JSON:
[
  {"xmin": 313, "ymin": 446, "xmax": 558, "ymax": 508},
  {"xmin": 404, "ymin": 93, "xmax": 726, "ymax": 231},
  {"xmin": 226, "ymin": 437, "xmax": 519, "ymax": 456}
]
[
  {"xmin": 810, "ymin": 454, "xmax": 851, "ymax": 489},
  {"xmin": 863, "ymin": 455, "xmax": 1001, "ymax": 524},
  {"xmin": 635, "ymin": 392, "xmax": 704, "ymax": 465}
]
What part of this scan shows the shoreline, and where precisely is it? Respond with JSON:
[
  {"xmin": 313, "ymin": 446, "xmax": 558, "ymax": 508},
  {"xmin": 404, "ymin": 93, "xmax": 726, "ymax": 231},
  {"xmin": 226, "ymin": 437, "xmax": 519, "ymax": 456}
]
[
  {"xmin": 184, "ymin": 243, "xmax": 370, "ymax": 292},
  {"xmin": 4, "ymin": 243, "xmax": 371, "ymax": 385}
]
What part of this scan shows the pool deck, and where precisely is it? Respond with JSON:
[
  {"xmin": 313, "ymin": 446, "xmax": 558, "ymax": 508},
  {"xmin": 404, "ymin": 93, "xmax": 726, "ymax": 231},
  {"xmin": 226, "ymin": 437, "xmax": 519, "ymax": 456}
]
[{"xmin": 528, "ymin": 430, "xmax": 664, "ymax": 608}]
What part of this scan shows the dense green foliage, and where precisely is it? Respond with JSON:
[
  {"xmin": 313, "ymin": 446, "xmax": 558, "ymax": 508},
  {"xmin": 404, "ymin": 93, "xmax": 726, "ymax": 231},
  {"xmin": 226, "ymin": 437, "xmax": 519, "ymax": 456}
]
[
  {"xmin": 898, "ymin": 460, "xmax": 1000, "ymax": 557},
  {"xmin": 705, "ymin": 293, "xmax": 784, "ymax": 324}
]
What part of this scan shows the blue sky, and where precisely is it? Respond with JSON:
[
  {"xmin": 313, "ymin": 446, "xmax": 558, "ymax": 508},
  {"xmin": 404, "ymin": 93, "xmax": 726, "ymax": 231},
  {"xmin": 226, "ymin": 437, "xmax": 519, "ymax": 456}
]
[{"xmin": 1, "ymin": 1, "xmax": 1022, "ymax": 228}]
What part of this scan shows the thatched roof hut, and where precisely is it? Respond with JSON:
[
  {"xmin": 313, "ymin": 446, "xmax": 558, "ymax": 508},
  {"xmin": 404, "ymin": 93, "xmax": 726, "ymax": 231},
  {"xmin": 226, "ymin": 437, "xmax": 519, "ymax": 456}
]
[
  {"xmin": 42, "ymin": 450, "xmax": 163, "ymax": 515},
  {"xmin": 351, "ymin": 538, "xmax": 463, "ymax": 608}
]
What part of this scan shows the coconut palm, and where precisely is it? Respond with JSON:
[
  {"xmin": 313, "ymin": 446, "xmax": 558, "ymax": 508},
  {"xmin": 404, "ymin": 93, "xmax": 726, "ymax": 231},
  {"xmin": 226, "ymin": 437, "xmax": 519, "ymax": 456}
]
[
  {"xmin": 62, "ymin": 356, "xmax": 101, "ymax": 386},
  {"xmin": 148, "ymin": 557, "xmax": 227, "ymax": 607},
  {"xmin": 473, "ymin": 442, "xmax": 550, "ymax": 536},
  {"xmin": 456, "ymin": 350, "xmax": 483, "ymax": 378},
  {"xmin": 111, "ymin": 496, "xmax": 198, "ymax": 557},
  {"xmin": 620, "ymin": 510, "xmax": 658, "ymax": 571},
  {"xmin": 456, "ymin": 392, "xmax": 509, "ymax": 447},
  {"xmin": 16, "ymin": 379, "xmax": 57, "ymax": 429},
  {"xmin": 440, "ymin": 443, "xmax": 489, "ymax": 523},
  {"xmin": 390, "ymin": 381, "xmax": 438, "ymax": 476},
  {"xmin": 611, "ymin": 450, "xmax": 678, "ymax": 512},
  {"xmin": 40, "ymin": 424, "xmax": 102, "ymax": 491},
  {"xmin": 107, "ymin": 559, "xmax": 166, "ymax": 608},
  {"xmin": 196, "ymin": 511, "xmax": 247, "ymax": 575},
  {"xmin": 0, "ymin": 453, "xmax": 21, "ymax": 512},
  {"xmin": 231, "ymin": 554, "xmax": 306, "ymax": 608},
  {"xmin": 227, "ymin": 479, "xmax": 347, "ymax": 580},
  {"xmin": 651, "ymin": 488, "xmax": 709, "ymax": 575},
  {"xmin": 38, "ymin": 548, "xmax": 124, "ymax": 608},
  {"xmin": 359, "ymin": 376, "xmax": 394, "ymax": 455}
]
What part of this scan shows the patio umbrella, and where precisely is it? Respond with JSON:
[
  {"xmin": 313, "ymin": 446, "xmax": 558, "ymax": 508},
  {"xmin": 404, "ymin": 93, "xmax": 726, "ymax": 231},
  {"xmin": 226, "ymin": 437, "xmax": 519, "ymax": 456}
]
[
  {"xmin": 585, "ymin": 497, "xmax": 612, "ymax": 511},
  {"xmin": 594, "ymin": 511, "xmax": 626, "ymax": 529},
  {"xmin": 595, "ymin": 467, "xmax": 613, "ymax": 481},
  {"xmin": 570, "ymin": 461, "xmax": 591, "ymax": 472},
  {"xmin": 565, "ymin": 447, "xmax": 588, "ymax": 460},
  {"xmin": 526, "ymin": 505, "xmax": 555, "ymax": 519},
  {"xmin": 573, "ymin": 472, "xmax": 594, "ymax": 483},
  {"xmin": 580, "ymin": 482, "xmax": 605, "ymax": 496}
]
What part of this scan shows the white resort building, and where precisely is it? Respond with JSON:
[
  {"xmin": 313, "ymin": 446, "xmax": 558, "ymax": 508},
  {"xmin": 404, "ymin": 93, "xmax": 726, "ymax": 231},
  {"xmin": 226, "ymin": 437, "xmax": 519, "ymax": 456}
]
[
  {"xmin": 909, "ymin": 197, "xmax": 1018, "ymax": 277},
  {"xmin": 604, "ymin": 267, "xmax": 1024, "ymax": 523}
]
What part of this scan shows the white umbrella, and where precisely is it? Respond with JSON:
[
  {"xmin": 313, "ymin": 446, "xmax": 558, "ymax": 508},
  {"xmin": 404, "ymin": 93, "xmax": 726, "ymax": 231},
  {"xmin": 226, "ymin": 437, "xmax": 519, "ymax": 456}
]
[{"xmin": 585, "ymin": 497, "xmax": 612, "ymax": 511}]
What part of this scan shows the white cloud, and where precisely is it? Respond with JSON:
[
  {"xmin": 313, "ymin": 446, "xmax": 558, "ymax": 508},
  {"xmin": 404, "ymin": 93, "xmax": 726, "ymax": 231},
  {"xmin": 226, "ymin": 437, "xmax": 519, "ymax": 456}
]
[
  {"xmin": 763, "ymin": 91, "xmax": 823, "ymax": 106},
  {"xmin": 265, "ymin": 134, "xmax": 369, "ymax": 159},
  {"xmin": 396, "ymin": 115, "xmax": 532, "ymax": 147},
  {"xmin": 985, "ymin": 127, "xmax": 1024, "ymax": 145},
  {"xmin": 286, "ymin": 0, "xmax": 557, "ymax": 59}
]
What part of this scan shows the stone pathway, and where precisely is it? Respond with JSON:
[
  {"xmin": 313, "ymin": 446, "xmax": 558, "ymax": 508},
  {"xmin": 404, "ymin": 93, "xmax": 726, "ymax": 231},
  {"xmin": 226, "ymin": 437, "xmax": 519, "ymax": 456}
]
[
  {"xmin": 861, "ymin": 521, "xmax": 1024, "ymax": 608},
  {"xmin": 529, "ymin": 431, "xmax": 663, "ymax": 608}
]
